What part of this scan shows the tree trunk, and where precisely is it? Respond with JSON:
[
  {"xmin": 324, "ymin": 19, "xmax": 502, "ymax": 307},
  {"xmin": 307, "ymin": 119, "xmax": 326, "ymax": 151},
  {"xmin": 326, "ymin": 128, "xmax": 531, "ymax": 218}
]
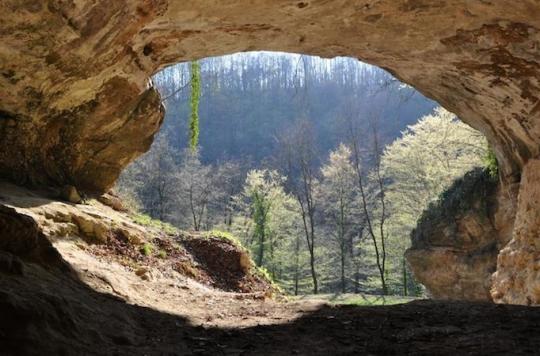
[
  {"xmin": 294, "ymin": 233, "xmax": 300, "ymax": 296},
  {"xmin": 402, "ymin": 258, "xmax": 408, "ymax": 296},
  {"xmin": 257, "ymin": 225, "xmax": 265, "ymax": 267},
  {"xmin": 341, "ymin": 246, "xmax": 346, "ymax": 293}
]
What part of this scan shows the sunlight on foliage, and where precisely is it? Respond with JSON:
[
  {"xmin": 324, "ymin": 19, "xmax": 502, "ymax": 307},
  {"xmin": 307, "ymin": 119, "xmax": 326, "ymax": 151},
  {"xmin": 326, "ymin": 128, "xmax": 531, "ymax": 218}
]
[
  {"xmin": 205, "ymin": 229, "xmax": 244, "ymax": 249},
  {"xmin": 132, "ymin": 213, "xmax": 178, "ymax": 235}
]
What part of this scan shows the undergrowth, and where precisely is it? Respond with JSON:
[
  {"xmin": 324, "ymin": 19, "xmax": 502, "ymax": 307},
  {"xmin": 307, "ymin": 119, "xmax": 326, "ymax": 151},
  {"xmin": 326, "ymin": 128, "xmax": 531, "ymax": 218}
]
[
  {"xmin": 254, "ymin": 265, "xmax": 284, "ymax": 295},
  {"xmin": 141, "ymin": 243, "xmax": 154, "ymax": 256},
  {"xmin": 132, "ymin": 213, "xmax": 178, "ymax": 235},
  {"xmin": 205, "ymin": 229, "xmax": 244, "ymax": 249}
]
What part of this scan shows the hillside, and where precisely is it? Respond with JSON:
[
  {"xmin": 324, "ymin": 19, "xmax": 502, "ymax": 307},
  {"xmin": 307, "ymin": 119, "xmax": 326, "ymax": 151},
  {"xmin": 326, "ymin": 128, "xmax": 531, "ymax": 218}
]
[{"xmin": 152, "ymin": 53, "xmax": 437, "ymax": 165}]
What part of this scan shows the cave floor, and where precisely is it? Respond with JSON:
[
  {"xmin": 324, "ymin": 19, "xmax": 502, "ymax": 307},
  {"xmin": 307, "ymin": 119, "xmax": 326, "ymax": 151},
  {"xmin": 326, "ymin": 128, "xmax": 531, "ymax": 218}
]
[{"xmin": 2, "ymin": 240, "xmax": 540, "ymax": 356}]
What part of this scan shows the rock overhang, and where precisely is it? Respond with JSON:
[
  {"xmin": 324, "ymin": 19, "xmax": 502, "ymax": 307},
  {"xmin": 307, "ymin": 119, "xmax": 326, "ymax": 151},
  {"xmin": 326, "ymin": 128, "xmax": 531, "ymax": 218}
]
[{"xmin": 1, "ymin": 0, "xmax": 540, "ymax": 304}]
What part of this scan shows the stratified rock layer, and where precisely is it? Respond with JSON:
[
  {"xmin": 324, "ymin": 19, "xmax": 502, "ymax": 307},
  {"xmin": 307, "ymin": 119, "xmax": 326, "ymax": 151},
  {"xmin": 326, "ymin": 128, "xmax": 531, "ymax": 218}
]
[{"xmin": 0, "ymin": 1, "xmax": 539, "ymax": 304}]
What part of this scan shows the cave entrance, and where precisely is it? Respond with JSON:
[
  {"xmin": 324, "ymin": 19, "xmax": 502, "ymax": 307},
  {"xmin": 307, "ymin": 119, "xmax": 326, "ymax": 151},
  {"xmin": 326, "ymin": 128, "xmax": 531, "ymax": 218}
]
[
  {"xmin": 117, "ymin": 51, "xmax": 491, "ymax": 299},
  {"xmin": 2, "ymin": 3, "xmax": 540, "ymax": 354}
]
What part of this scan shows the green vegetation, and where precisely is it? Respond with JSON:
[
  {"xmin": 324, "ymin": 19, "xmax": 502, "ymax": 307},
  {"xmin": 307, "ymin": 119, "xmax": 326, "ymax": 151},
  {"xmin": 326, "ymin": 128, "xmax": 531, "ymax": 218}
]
[
  {"xmin": 380, "ymin": 108, "xmax": 488, "ymax": 295},
  {"xmin": 141, "ymin": 243, "xmax": 154, "ymax": 256},
  {"xmin": 132, "ymin": 213, "xmax": 178, "ymax": 235},
  {"xmin": 118, "ymin": 52, "xmax": 496, "ymax": 299},
  {"xmin": 204, "ymin": 229, "xmax": 244, "ymax": 248},
  {"xmin": 158, "ymin": 250, "xmax": 167, "ymax": 259},
  {"xmin": 484, "ymin": 147, "xmax": 499, "ymax": 178},
  {"xmin": 120, "ymin": 107, "xmax": 491, "ymax": 297},
  {"xmin": 189, "ymin": 60, "xmax": 201, "ymax": 150},
  {"xmin": 416, "ymin": 167, "xmax": 498, "ymax": 232}
]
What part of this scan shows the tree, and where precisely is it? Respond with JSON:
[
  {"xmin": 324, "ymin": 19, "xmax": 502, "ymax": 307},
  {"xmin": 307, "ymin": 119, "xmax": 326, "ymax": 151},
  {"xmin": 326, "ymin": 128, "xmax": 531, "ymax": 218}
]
[
  {"xmin": 243, "ymin": 170, "xmax": 284, "ymax": 266},
  {"xmin": 213, "ymin": 160, "xmax": 245, "ymax": 228},
  {"xmin": 175, "ymin": 149, "xmax": 216, "ymax": 231},
  {"xmin": 346, "ymin": 112, "xmax": 390, "ymax": 295},
  {"xmin": 116, "ymin": 135, "xmax": 176, "ymax": 222},
  {"xmin": 278, "ymin": 119, "xmax": 320, "ymax": 294},
  {"xmin": 236, "ymin": 169, "xmax": 303, "ymax": 283},
  {"xmin": 318, "ymin": 144, "xmax": 358, "ymax": 292}
]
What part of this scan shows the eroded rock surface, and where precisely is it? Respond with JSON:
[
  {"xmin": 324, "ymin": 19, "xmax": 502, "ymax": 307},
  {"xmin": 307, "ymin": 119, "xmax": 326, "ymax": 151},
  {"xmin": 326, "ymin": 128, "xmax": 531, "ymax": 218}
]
[
  {"xmin": 406, "ymin": 169, "xmax": 516, "ymax": 301},
  {"xmin": 492, "ymin": 159, "xmax": 540, "ymax": 305},
  {"xmin": 1, "ymin": 1, "xmax": 540, "ymax": 303}
]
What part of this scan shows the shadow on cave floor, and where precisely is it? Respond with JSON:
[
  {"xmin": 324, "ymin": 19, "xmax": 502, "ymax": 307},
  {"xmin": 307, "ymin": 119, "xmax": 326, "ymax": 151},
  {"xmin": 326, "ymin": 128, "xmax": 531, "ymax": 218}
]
[{"xmin": 2, "ymin": 254, "xmax": 540, "ymax": 356}]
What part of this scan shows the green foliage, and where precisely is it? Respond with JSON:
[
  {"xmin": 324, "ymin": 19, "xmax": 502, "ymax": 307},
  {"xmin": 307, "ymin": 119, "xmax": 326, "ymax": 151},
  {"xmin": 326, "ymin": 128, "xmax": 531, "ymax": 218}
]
[
  {"xmin": 254, "ymin": 265, "xmax": 284, "ymax": 294},
  {"xmin": 189, "ymin": 61, "xmax": 201, "ymax": 150},
  {"xmin": 205, "ymin": 229, "xmax": 244, "ymax": 249},
  {"xmin": 379, "ymin": 107, "xmax": 488, "ymax": 294},
  {"xmin": 415, "ymin": 167, "xmax": 498, "ymax": 236},
  {"xmin": 132, "ymin": 213, "xmax": 178, "ymax": 235},
  {"xmin": 242, "ymin": 170, "xmax": 288, "ymax": 267},
  {"xmin": 141, "ymin": 243, "xmax": 154, "ymax": 256},
  {"xmin": 484, "ymin": 147, "xmax": 499, "ymax": 178},
  {"xmin": 158, "ymin": 250, "xmax": 167, "ymax": 259}
]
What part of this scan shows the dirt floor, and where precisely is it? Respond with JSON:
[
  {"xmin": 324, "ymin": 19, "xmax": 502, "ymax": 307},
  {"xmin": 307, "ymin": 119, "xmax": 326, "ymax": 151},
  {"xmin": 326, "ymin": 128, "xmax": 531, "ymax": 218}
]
[{"xmin": 2, "ymin": 238, "xmax": 540, "ymax": 356}]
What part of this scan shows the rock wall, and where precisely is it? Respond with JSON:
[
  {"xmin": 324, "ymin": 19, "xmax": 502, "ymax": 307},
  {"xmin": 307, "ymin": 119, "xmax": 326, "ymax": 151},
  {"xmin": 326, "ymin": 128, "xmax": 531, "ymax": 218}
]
[
  {"xmin": 406, "ymin": 169, "xmax": 516, "ymax": 301},
  {"xmin": 1, "ymin": 1, "xmax": 540, "ymax": 303},
  {"xmin": 492, "ymin": 159, "xmax": 540, "ymax": 304}
]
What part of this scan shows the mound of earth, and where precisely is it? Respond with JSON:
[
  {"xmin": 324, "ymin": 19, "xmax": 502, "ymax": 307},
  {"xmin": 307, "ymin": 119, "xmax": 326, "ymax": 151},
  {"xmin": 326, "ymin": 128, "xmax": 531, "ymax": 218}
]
[{"xmin": 0, "ymin": 180, "xmax": 275, "ymax": 296}]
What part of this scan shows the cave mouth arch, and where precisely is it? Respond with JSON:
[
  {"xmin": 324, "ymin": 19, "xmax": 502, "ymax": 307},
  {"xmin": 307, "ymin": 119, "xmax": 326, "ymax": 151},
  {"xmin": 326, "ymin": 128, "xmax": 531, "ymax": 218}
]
[
  {"xmin": 0, "ymin": 0, "xmax": 539, "ymax": 304},
  {"xmin": 1, "ymin": 1, "xmax": 538, "ymax": 195}
]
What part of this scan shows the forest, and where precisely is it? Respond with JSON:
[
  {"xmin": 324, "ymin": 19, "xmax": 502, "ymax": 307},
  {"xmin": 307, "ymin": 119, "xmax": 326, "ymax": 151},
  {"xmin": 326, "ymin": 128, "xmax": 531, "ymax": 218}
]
[{"xmin": 118, "ymin": 52, "xmax": 491, "ymax": 296}]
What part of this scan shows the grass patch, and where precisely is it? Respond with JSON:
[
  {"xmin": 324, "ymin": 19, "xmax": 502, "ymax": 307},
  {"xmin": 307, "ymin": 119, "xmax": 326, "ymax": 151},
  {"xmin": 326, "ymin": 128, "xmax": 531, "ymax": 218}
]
[
  {"xmin": 204, "ymin": 229, "xmax": 244, "ymax": 248},
  {"xmin": 140, "ymin": 243, "xmax": 154, "ymax": 256},
  {"xmin": 293, "ymin": 293, "xmax": 418, "ymax": 306},
  {"xmin": 132, "ymin": 213, "xmax": 178, "ymax": 235}
]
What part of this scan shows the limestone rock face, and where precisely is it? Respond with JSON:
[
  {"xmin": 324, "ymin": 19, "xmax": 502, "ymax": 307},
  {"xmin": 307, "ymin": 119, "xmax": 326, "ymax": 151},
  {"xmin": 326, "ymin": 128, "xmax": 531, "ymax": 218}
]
[
  {"xmin": 492, "ymin": 159, "xmax": 540, "ymax": 305},
  {"xmin": 406, "ymin": 169, "xmax": 516, "ymax": 301},
  {"xmin": 0, "ymin": 1, "xmax": 540, "ymax": 303},
  {"xmin": 0, "ymin": 181, "xmax": 147, "ymax": 246}
]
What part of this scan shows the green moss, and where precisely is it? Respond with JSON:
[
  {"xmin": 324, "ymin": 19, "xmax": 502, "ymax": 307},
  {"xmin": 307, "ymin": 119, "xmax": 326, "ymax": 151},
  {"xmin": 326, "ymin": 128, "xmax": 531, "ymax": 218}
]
[
  {"xmin": 132, "ymin": 213, "xmax": 178, "ymax": 235},
  {"xmin": 189, "ymin": 60, "xmax": 201, "ymax": 150},
  {"xmin": 158, "ymin": 250, "xmax": 167, "ymax": 259}
]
